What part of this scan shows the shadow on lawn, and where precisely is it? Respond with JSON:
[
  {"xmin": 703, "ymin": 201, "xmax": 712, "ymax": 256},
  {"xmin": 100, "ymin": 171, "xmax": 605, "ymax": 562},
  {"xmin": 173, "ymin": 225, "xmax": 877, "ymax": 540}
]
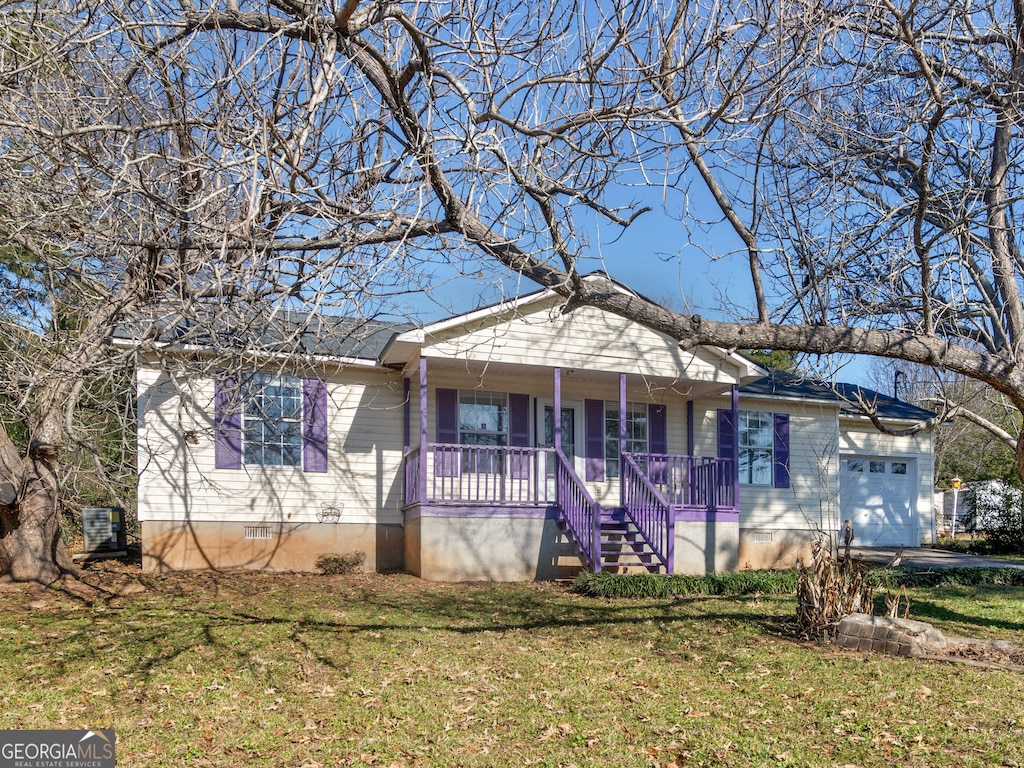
[
  {"xmin": 10, "ymin": 570, "xmax": 803, "ymax": 691},
  {"xmin": 899, "ymin": 596, "xmax": 1024, "ymax": 635}
]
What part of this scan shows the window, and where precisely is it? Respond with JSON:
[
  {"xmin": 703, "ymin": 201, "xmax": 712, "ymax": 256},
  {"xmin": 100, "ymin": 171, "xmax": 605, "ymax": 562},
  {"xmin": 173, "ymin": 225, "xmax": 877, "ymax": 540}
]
[
  {"xmin": 459, "ymin": 391, "xmax": 507, "ymax": 473},
  {"xmin": 718, "ymin": 408, "xmax": 789, "ymax": 489},
  {"xmin": 738, "ymin": 410, "xmax": 774, "ymax": 486},
  {"xmin": 243, "ymin": 374, "xmax": 302, "ymax": 466},
  {"xmin": 891, "ymin": 461, "xmax": 908, "ymax": 475},
  {"xmin": 458, "ymin": 391, "xmax": 508, "ymax": 446},
  {"xmin": 215, "ymin": 374, "xmax": 327, "ymax": 472},
  {"xmin": 604, "ymin": 402, "xmax": 648, "ymax": 478}
]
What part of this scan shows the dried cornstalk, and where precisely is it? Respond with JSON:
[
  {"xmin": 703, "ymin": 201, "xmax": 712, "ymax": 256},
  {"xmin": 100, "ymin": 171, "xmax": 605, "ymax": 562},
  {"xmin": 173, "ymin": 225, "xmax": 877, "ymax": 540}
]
[{"xmin": 797, "ymin": 524, "xmax": 873, "ymax": 640}]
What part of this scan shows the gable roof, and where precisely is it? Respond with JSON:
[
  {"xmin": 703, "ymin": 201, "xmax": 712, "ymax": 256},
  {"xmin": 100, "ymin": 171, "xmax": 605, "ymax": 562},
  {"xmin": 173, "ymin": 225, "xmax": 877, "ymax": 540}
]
[
  {"xmin": 381, "ymin": 272, "xmax": 768, "ymax": 381},
  {"xmin": 113, "ymin": 307, "xmax": 410, "ymax": 361},
  {"xmin": 112, "ymin": 274, "xmax": 770, "ymax": 387},
  {"xmin": 740, "ymin": 370, "xmax": 937, "ymax": 423}
]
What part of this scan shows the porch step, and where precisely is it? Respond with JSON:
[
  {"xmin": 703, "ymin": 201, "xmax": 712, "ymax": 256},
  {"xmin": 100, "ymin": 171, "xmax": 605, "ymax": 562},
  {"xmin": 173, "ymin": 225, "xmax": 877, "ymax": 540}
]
[
  {"xmin": 600, "ymin": 514, "xmax": 663, "ymax": 573},
  {"xmin": 556, "ymin": 507, "xmax": 665, "ymax": 574}
]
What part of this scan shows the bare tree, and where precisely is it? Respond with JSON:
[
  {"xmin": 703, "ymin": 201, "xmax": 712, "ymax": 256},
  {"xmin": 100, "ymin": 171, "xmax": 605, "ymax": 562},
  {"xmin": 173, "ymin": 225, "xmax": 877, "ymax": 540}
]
[
  {"xmin": 4, "ymin": 0, "xmax": 1024, "ymax": 582},
  {"xmin": 868, "ymin": 358, "xmax": 1021, "ymax": 484}
]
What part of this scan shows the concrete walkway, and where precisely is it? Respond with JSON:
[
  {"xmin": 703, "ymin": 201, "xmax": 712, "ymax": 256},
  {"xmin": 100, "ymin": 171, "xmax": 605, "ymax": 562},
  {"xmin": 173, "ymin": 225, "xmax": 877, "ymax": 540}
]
[{"xmin": 849, "ymin": 546, "xmax": 1024, "ymax": 570}]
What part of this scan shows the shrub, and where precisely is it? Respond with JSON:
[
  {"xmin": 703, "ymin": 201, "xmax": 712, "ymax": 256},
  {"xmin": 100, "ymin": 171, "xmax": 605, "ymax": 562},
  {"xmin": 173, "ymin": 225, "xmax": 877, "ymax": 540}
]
[
  {"xmin": 571, "ymin": 569, "xmax": 798, "ymax": 599},
  {"xmin": 971, "ymin": 481, "xmax": 1024, "ymax": 552},
  {"xmin": 315, "ymin": 551, "xmax": 366, "ymax": 575}
]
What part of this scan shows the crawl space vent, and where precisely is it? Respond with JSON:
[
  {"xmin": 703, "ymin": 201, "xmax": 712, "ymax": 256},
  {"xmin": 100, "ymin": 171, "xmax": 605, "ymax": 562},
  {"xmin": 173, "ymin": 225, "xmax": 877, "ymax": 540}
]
[
  {"xmin": 753, "ymin": 531, "xmax": 773, "ymax": 544},
  {"xmin": 244, "ymin": 525, "xmax": 273, "ymax": 540}
]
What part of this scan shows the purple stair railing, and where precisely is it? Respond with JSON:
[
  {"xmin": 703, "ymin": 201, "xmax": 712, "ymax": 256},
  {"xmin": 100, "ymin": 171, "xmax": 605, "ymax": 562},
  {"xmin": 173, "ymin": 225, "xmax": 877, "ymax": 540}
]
[
  {"xmin": 620, "ymin": 454, "xmax": 673, "ymax": 572},
  {"xmin": 631, "ymin": 454, "xmax": 737, "ymax": 512},
  {"xmin": 554, "ymin": 449, "xmax": 603, "ymax": 572}
]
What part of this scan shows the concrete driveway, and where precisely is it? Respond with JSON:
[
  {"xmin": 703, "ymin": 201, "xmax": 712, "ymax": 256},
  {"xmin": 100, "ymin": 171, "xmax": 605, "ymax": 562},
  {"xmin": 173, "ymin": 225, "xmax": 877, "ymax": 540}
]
[{"xmin": 849, "ymin": 546, "xmax": 1024, "ymax": 570}]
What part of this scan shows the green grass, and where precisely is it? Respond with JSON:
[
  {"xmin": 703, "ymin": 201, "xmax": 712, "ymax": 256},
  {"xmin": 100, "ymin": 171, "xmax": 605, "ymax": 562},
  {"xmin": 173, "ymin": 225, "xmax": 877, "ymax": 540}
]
[{"xmin": 1, "ymin": 568, "xmax": 1023, "ymax": 767}]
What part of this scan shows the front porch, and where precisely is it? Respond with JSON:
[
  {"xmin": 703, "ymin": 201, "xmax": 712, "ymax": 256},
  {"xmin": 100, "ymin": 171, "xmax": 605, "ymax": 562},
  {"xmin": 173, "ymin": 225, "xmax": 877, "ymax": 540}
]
[
  {"xmin": 394, "ymin": 349, "xmax": 750, "ymax": 580},
  {"xmin": 402, "ymin": 442, "xmax": 739, "ymax": 576}
]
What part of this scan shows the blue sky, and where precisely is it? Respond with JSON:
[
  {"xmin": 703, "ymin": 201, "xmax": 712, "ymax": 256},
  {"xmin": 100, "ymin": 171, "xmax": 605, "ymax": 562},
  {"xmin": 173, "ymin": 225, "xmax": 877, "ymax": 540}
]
[{"xmin": 417, "ymin": 181, "xmax": 879, "ymax": 389}]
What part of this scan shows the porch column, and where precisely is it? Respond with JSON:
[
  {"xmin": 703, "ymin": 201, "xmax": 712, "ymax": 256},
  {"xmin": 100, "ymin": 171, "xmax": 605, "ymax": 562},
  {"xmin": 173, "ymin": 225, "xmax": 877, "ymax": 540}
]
[
  {"xmin": 419, "ymin": 356, "xmax": 428, "ymax": 502},
  {"xmin": 553, "ymin": 367, "xmax": 561, "ymax": 453},
  {"xmin": 619, "ymin": 373, "xmax": 627, "ymax": 463},
  {"xmin": 731, "ymin": 383, "xmax": 740, "ymax": 506}
]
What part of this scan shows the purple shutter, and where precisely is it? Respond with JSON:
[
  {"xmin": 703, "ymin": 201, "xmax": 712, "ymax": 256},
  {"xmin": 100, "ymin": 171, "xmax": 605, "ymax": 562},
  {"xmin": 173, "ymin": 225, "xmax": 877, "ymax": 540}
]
[
  {"xmin": 214, "ymin": 374, "xmax": 242, "ymax": 470},
  {"xmin": 773, "ymin": 412, "xmax": 790, "ymax": 489},
  {"xmin": 435, "ymin": 388, "xmax": 460, "ymax": 477},
  {"xmin": 302, "ymin": 379, "xmax": 328, "ymax": 473},
  {"xmin": 648, "ymin": 404, "xmax": 668, "ymax": 483},
  {"xmin": 509, "ymin": 393, "xmax": 530, "ymax": 479},
  {"xmin": 717, "ymin": 408, "xmax": 736, "ymax": 493},
  {"xmin": 585, "ymin": 399, "xmax": 605, "ymax": 481}
]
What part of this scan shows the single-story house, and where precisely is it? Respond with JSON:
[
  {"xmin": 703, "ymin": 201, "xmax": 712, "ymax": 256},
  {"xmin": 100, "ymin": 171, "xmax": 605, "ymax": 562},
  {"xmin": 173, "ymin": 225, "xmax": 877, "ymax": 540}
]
[{"xmin": 123, "ymin": 275, "xmax": 936, "ymax": 579}]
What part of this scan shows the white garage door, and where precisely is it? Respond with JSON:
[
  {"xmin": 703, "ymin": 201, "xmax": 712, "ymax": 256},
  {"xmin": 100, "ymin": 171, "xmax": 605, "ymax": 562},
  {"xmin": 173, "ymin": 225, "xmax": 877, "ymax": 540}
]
[{"xmin": 840, "ymin": 456, "xmax": 916, "ymax": 547}]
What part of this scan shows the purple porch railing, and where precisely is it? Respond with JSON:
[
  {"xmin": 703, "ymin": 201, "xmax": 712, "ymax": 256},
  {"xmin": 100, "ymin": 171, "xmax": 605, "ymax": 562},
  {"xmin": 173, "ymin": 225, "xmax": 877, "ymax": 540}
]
[
  {"xmin": 630, "ymin": 453, "xmax": 737, "ymax": 511},
  {"xmin": 403, "ymin": 445, "xmax": 422, "ymax": 506},
  {"xmin": 554, "ymin": 448, "xmax": 602, "ymax": 572},
  {"xmin": 621, "ymin": 454, "xmax": 673, "ymax": 572},
  {"xmin": 404, "ymin": 443, "xmax": 556, "ymax": 505}
]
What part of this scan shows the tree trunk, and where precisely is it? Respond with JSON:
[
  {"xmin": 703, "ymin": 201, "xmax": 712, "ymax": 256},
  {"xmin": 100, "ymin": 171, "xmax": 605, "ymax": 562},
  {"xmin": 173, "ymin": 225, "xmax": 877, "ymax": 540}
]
[
  {"xmin": 0, "ymin": 410, "xmax": 79, "ymax": 583},
  {"xmin": 0, "ymin": 455, "xmax": 79, "ymax": 584}
]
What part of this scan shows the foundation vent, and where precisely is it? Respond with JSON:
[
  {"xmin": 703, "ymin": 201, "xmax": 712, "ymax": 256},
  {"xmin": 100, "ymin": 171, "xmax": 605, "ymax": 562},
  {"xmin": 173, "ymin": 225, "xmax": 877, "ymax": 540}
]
[
  {"xmin": 753, "ymin": 531, "xmax": 773, "ymax": 544},
  {"xmin": 244, "ymin": 525, "xmax": 273, "ymax": 540}
]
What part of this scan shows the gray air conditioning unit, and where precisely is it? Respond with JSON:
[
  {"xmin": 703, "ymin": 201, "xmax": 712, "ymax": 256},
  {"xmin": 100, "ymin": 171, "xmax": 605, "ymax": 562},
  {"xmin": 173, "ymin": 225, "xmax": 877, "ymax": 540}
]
[{"xmin": 81, "ymin": 507, "xmax": 127, "ymax": 553}]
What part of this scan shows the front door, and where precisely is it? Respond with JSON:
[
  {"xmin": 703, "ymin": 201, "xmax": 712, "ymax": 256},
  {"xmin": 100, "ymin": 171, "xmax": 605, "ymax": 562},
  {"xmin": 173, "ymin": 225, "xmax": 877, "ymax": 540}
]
[{"xmin": 538, "ymin": 400, "xmax": 584, "ymax": 491}]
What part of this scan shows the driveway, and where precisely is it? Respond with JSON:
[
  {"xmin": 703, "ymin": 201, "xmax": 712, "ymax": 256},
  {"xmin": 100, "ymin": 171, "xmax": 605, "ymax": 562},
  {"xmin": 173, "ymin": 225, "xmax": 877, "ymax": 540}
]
[{"xmin": 849, "ymin": 546, "xmax": 1024, "ymax": 570}]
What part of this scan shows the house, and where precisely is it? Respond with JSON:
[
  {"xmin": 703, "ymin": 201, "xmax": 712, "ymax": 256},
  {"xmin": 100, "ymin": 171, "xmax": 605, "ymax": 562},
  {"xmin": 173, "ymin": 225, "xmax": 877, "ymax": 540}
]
[{"xmin": 125, "ymin": 276, "xmax": 937, "ymax": 579}]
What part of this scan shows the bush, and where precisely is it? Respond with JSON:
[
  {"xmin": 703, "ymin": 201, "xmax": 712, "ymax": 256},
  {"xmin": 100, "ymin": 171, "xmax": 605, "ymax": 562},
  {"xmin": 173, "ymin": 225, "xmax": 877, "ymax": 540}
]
[
  {"xmin": 971, "ymin": 481, "xmax": 1024, "ymax": 552},
  {"xmin": 572, "ymin": 564, "xmax": 1024, "ymax": 600},
  {"xmin": 315, "ymin": 551, "xmax": 366, "ymax": 575},
  {"xmin": 571, "ymin": 569, "xmax": 798, "ymax": 599}
]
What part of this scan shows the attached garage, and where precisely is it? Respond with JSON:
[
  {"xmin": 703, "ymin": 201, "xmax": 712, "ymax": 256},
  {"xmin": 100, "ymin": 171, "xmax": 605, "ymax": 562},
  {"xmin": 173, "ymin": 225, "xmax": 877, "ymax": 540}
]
[{"xmin": 840, "ymin": 455, "xmax": 918, "ymax": 546}]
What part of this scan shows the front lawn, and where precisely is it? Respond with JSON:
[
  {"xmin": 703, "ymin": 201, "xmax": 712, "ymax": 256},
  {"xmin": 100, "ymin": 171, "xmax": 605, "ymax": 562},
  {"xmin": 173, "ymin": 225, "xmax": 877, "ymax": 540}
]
[{"xmin": 1, "ymin": 567, "xmax": 1022, "ymax": 767}]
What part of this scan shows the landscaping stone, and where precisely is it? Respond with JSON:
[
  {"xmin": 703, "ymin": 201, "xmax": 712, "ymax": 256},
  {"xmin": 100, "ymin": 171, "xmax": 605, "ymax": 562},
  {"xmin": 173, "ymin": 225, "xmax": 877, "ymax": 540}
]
[{"xmin": 834, "ymin": 613, "xmax": 948, "ymax": 657}]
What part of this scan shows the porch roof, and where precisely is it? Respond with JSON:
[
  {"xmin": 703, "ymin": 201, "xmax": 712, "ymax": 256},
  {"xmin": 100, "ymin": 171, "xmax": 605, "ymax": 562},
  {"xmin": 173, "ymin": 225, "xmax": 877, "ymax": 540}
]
[{"xmin": 740, "ymin": 371, "xmax": 937, "ymax": 422}]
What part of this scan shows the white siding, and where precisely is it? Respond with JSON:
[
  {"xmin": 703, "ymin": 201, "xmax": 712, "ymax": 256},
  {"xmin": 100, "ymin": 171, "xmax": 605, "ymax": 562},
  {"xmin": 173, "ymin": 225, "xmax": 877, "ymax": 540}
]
[
  {"xmin": 692, "ymin": 396, "xmax": 842, "ymax": 535},
  {"xmin": 137, "ymin": 364, "xmax": 406, "ymax": 525},
  {"xmin": 423, "ymin": 299, "xmax": 739, "ymax": 382}
]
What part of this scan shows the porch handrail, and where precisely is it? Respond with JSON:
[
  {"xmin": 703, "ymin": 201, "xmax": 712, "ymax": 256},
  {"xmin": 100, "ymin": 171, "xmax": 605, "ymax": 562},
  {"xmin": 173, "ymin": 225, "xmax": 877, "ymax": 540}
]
[
  {"xmin": 403, "ymin": 443, "xmax": 555, "ymax": 506},
  {"xmin": 403, "ymin": 445, "xmax": 421, "ymax": 507},
  {"xmin": 629, "ymin": 453, "xmax": 737, "ymax": 511},
  {"xmin": 554, "ymin": 448, "xmax": 602, "ymax": 572},
  {"xmin": 621, "ymin": 454, "xmax": 673, "ymax": 572}
]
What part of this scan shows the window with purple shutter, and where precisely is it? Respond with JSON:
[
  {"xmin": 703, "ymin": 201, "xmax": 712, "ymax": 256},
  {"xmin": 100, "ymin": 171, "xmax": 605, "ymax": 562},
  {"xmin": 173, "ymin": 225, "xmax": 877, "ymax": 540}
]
[
  {"xmin": 584, "ymin": 399, "xmax": 605, "ymax": 481},
  {"xmin": 303, "ymin": 379, "xmax": 328, "ymax": 473},
  {"xmin": 216, "ymin": 373, "xmax": 327, "ymax": 471},
  {"xmin": 435, "ymin": 388, "xmax": 459, "ymax": 477},
  {"xmin": 215, "ymin": 374, "xmax": 242, "ymax": 470}
]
